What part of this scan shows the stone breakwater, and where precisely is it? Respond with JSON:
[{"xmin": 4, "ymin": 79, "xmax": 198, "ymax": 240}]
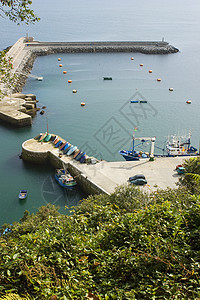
[
  {"xmin": 0, "ymin": 37, "xmax": 179, "ymax": 127},
  {"xmin": 12, "ymin": 39, "xmax": 179, "ymax": 94},
  {"xmin": 7, "ymin": 38, "xmax": 179, "ymax": 95}
]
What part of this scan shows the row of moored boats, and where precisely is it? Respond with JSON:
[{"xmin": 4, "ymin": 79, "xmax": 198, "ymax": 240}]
[{"xmin": 35, "ymin": 132, "xmax": 88, "ymax": 163}]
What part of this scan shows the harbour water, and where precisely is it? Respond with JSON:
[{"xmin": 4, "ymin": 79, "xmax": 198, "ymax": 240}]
[{"xmin": 0, "ymin": 0, "xmax": 200, "ymax": 225}]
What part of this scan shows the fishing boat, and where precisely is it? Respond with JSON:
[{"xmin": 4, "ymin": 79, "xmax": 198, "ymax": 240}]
[
  {"xmin": 166, "ymin": 133, "xmax": 198, "ymax": 157},
  {"xmin": 55, "ymin": 169, "xmax": 77, "ymax": 189},
  {"xmin": 120, "ymin": 134, "xmax": 156, "ymax": 161},
  {"xmin": 18, "ymin": 190, "xmax": 28, "ymax": 200}
]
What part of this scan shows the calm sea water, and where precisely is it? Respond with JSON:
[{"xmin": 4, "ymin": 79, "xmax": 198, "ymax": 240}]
[{"xmin": 0, "ymin": 0, "xmax": 200, "ymax": 225}]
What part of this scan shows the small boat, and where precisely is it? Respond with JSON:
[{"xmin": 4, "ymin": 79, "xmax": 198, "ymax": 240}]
[
  {"xmin": 55, "ymin": 169, "xmax": 77, "ymax": 189},
  {"xmin": 73, "ymin": 149, "xmax": 81, "ymax": 158},
  {"xmin": 139, "ymin": 100, "xmax": 147, "ymax": 103},
  {"xmin": 53, "ymin": 138, "xmax": 60, "ymax": 145},
  {"xmin": 50, "ymin": 135, "xmax": 56, "ymax": 142},
  {"xmin": 60, "ymin": 142, "xmax": 67, "ymax": 150},
  {"xmin": 130, "ymin": 100, "xmax": 139, "ymax": 103},
  {"xmin": 76, "ymin": 151, "xmax": 86, "ymax": 161},
  {"xmin": 39, "ymin": 132, "xmax": 47, "ymax": 142},
  {"xmin": 80, "ymin": 154, "xmax": 86, "ymax": 163},
  {"xmin": 18, "ymin": 190, "xmax": 28, "ymax": 200},
  {"xmin": 44, "ymin": 133, "xmax": 51, "ymax": 142},
  {"xmin": 63, "ymin": 144, "xmax": 72, "ymax": 154},
  {"xmin": 67, "ymin": 145, "xmax": 77, "ymax": 156},
  {"xmin": 103, "ymin": 77, "xmax": 112, "ymax": 80},
  {"xmin": 34, "ymin": 133, "xmax": 42, "ymax": 140},
  {"xmin": 55, "ymin": 140, "xmax": 63, "ymax": 148}
]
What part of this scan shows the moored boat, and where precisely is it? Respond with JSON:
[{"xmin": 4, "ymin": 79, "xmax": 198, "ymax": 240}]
[
  {"xmin": 55, "ymin": 169, "xmax": 77, "ymax": 189},
  {"xmin": 67, "ymin": 145, "xmax": 77, "ymax": 156},
  {"xmin": 120, "ymin": 133, "xmax": 155, "ymax": 161},
  {"xmin": 39, "ymin": 132, "xmax": 47, "ymax": 142},
  {"xmin": 44, "ymin": 133, "xmax": 51, "ymax": 142},
  {"xmin": 18, "ymin": 190, "xmax": 28, "ymax": 200},
  {"xmin": 166, "ymin": 132, "xmax": 198, "ymax": 157}
]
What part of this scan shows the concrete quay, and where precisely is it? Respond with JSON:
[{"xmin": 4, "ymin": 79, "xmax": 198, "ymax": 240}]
[{"xmin": 22, "ymin": 136, "xmax": 188, "ymax": 195}]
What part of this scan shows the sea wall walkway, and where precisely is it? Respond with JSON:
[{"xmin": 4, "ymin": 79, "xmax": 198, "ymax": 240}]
[{"xmin": 22, "ymin": 136, "xmax": 187, "ymax": 195}]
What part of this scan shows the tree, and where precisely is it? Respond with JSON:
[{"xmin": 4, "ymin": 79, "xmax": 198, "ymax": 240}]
[
  {"xmin": 0, "ymin": 0, "xmax": 39, "ymax": 99},
  {"xmin": 0, "ymin": 0, "xmax": 40, "ymax": 24}
]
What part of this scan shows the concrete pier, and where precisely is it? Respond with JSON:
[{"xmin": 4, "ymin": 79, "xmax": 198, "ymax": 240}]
[{"xmin": 22, "ymin": 135, "xmax": 188, "ymax": 195}]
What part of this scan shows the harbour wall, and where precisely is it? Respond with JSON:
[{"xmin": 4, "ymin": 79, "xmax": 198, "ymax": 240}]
[
  {"xmin": 22, "ymin": 139, "xmax": 109, "ymax": 196},
  {"xmin": 11, "ymin": 39, "xmax": 179, "ymax": 94}
]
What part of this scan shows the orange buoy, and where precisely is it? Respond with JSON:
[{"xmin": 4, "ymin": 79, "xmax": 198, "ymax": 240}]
[
  {"xmin": 186, "ymin": 100, "xmax": 192, "ymax": 104},
  {"xmin": 131, "ymin": 57, "xmax": 134, "ymax": 60},
  {"xmin": 157, "ymin": 78, "xmax": 161, "ymax": 82},
  {"xmin": 149, "ymin": 70, "xmax": 152, "ymax": 73},
  {"xmin": 72, "ymin": 90, "xmax": 77, "ymax": 93},
  {"xmin": 58, "ymin": 58, "xmax": 61, "ymax": 61},
  {"xmin": 140, "ymin": 64, "xmax": 143, "ymax": 67},
  {"xmin": 81, "ymin": 102, "xmax": 85, "ymax": 106},
  {"xmin": 68, "ymin": 80, "xmax": 72, "ymax": 83},
  {"xmin": 59, "ymin": 64, "xmax": 63, "ymax": 67},
  {"xmin": 63, "ymin": 71, "xmax": 67, "ymax": 74}
]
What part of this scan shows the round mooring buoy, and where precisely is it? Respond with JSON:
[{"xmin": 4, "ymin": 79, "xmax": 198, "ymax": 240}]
[
  {"xmin": 169, "ymin": 87, "xmax": 174, "ymax": 91},
  {"xmin": 72, "ymin": 90, "xmax": 77, "ymax": 93},
  {"xmin": 68, "ymin": 80, "xmax": 72, "ymax": 83},
  {"xmin": 59, "ymin": 64, "xmax": 63, "ymax": 67},
  {"xmin": 63, "ymin": 71, "xmax": 67, "ymax": 74},
  {"xmin": 157, "ymin": 78, "xmax": 161, "ymax": 82},
  {"xmin": 81, "ymin": 102, "xmax": 85, "ymax": 106},
  {"xmin": 58, "ymin": 58, "xmax": 61, "ymax": 61}
]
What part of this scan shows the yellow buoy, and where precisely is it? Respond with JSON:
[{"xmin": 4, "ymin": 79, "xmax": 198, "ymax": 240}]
[
  {"xmin": 72, "ymin": 90, "xmax": 77, "ymax": 93},
  {"xmin": 81, "ymin": 102, "xmax": 85, "ymax": 106},
  {"xmin": 149, "ymin": 70, "xmax": 152, "ymax": 73},
  {"xmin": 59, "ymin": 64, "xmax": 63, "ymax": 67},
  {"xmin": 157, "ymin": 78, "xmax": 161, "ymax": 82},
  {"xmin": 169, "ymin": 87, "xmax": 174, "ymax": 91},
  {"xmin": 63, "ymin": 71, "xmax": 67, "ymax": 74},
  {"xmin": 68, "ymin": 80, "xmax": 72, "ymax": 83},
  {"xmin": 140, "ymin": 64, "xmax": 143, "ymax": 67},
  {"xmin": 58, "ymin": 58, "xmax": 61, "ymax": 61},
  {"xmin": 131, "ymin": 57, "xmax": 134, "ymax": 60}
]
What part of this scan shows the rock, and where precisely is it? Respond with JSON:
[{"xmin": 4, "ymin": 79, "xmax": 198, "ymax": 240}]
[
  {"xmin": 25, "ymin": 97, "xmax": 33, "ymax": 101},
  {"xmin": 11, "ymin": 93, "xmax": 27, "ymax": 99},
  {"xmin": 25, "ymin": 100, "xmax": 37, "ymax": 107},
  {"xmin": 23, "ymin": 103, "xmax": 35, "ymax": 109},
  {"xmin": 25, "ymin": 94, "xmax": 36, "ymax": 100}
]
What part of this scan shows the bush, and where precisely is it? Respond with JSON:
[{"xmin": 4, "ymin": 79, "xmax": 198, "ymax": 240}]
[{"xmin": 0, "ymin": 187, "xmax": 199, "ymax": 299}]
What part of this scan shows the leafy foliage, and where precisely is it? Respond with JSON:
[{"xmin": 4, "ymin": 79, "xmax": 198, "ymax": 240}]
[
  {"xmin": 0, "ymin": 50, "xmax": 15, "ymax": 99},
  {"xmin": 179, "ymin": 157, "xmax": 200, "ymax": 194},
  {"xmin": 0, "ymin": 0, "xmax": 40, "ymax": 24},
  {"xmin": 0, "ymin": 187, "xmax": 200, "ymax": 299}
]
